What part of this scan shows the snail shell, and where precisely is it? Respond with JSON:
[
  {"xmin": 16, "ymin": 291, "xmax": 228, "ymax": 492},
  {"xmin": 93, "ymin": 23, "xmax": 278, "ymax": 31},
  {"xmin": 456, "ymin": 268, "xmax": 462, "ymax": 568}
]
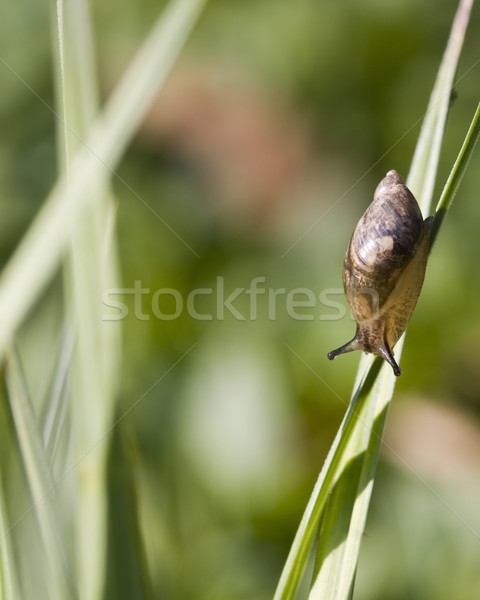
[{"xmin": 328, "ymin": 170, "xmax": 432, "ymax": 376}]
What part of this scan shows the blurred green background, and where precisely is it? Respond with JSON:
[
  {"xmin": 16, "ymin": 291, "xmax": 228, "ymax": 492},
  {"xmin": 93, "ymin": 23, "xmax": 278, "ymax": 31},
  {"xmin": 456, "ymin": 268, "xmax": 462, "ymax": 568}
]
[{"xmin": 1, "ymin": 0, "xmax": 480, "ymax": 598}]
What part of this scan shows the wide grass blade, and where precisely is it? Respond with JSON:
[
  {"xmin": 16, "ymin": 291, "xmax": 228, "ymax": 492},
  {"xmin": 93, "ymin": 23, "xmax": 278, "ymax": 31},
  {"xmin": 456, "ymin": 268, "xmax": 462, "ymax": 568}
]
[{"xmin": 51, "ymin": 0, "xmax": 120, "ymax": 596}]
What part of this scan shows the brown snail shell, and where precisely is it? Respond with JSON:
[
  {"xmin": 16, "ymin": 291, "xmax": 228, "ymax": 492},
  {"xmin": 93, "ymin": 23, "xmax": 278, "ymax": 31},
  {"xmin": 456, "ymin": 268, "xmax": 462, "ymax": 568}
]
[{"xmin": 328, "ymin": 170, "xmax": 432, "ymax": 376}]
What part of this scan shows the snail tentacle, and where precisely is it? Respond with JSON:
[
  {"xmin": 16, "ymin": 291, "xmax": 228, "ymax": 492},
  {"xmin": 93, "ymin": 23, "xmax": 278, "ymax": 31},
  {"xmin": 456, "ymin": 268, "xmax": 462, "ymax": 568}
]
[{"xmin": 327, "ymin": 329, "xmax": 402, "ymax": 377}]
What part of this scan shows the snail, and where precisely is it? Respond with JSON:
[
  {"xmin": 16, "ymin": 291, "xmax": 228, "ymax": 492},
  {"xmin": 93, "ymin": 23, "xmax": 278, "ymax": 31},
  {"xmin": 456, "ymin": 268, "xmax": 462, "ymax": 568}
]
[{"xmin": 327, "ymin": 169, "xmax": 432, "ymax": 376}]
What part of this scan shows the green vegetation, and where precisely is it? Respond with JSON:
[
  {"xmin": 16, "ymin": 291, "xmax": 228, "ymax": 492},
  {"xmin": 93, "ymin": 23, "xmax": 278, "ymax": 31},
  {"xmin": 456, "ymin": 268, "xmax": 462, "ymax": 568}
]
[{"xmin": 0, "ymin": 1, "xmax": 479, "ymax": 598}]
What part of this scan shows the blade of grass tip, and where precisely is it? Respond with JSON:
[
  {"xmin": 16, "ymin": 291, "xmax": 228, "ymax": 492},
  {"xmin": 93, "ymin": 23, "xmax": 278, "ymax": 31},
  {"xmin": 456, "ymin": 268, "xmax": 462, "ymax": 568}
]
[
  {"xmin": 4, "ymin": 347, "xmax": 74, "ymax": 599},
  {"xmin": 429, "ymin": 101, "xmax": 480, "ymax": 248},
  {"xmin": 275, "ymin": 2, "xmax": 474, "ymax": 598},
  {"xmin": 0, "ymin": 0, "xmax": 207, "ymax": 360},
  {"xmin": 407, "ymin": 0, "xmax": 474, "ymax": 211}
]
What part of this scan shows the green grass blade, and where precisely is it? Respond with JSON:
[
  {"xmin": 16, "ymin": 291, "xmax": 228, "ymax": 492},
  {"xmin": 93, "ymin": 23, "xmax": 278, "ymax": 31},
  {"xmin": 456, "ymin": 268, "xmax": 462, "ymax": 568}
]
[
  {"xmin": 309, "ymin": 364, "xmax": 391, "ymax": 598},
  {"xmin": 0, "ymin": 0, "xmax": 207, "ymax": 359},
  {"xmin": 0, "ymin": 377, "xmax": 21, "ymax": 600},
  {"xmin": 430, "ymin": 101, "xmax": 480, "ymax": 248},
  {"xmin": 0, "ymin": 482, "xmax": 17, "ymax": 600},
  {"xmin": 308, "ymin": 0, "xmax": 475, "ymax": 595},
  {"xmin": 104, "ymin": 424, "xmax": 154, "ymax": 599},
  {"xmin": 40, "ymin": 324, "xmax": 72, "ymax": 462},
  {"xmin": 274, "ymin": 359, "xmax": 384, "ymax": 599},
  {"xmin": 4, "ymin": 348, "xmax": 73, "ymax": 599},
  {"xmin": 274, "ymin": 1, "xmax": 475, "ymax": 598},
  {"xmin": 51, "ymin": 0, "xmax": 119, "ymax": 596},
  {"xmin": 407, "ymin": 0, "xmax": 474, "ymax": 211}
]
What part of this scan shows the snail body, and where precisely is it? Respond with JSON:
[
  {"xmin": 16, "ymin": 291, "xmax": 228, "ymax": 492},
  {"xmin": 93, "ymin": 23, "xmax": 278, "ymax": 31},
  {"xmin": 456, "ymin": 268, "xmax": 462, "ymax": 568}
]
[{"xmin": 328, "ymin": 170, "xmax": 432, "ymax": 376}]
